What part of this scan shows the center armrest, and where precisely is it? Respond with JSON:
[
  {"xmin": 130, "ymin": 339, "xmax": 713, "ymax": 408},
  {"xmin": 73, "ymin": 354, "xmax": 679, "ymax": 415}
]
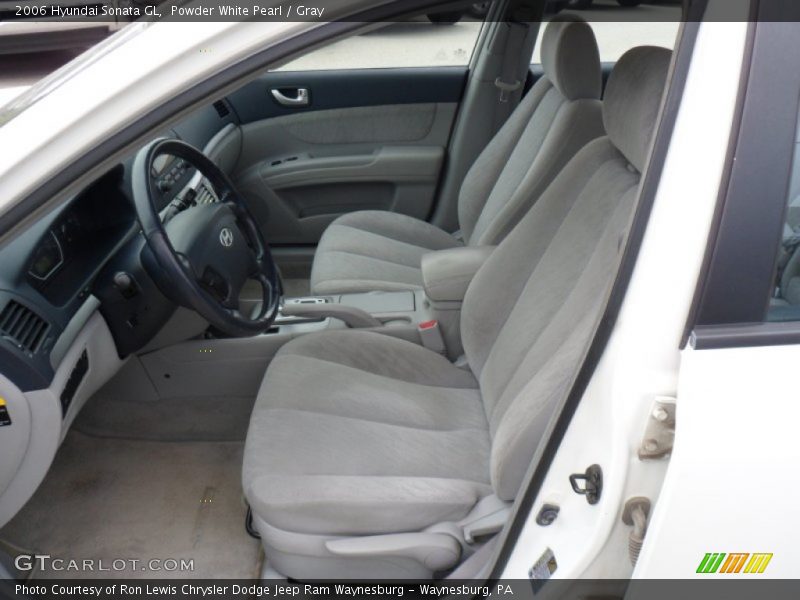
[{"xmin": 421, "ymin": 246, "xmax": 496, "ymax": 303}]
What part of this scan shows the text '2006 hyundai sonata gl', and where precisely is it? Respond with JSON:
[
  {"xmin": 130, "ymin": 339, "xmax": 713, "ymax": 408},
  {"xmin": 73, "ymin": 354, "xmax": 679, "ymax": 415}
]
[{"xmin": 0, "ymin": 0, "xmax": 798, "ymax": 594}]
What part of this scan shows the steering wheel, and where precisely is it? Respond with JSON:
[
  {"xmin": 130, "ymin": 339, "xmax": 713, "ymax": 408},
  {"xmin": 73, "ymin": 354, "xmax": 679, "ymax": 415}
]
[{"xmin": 132, "ymin": 138, "xmax": 281, "ymax": 337}]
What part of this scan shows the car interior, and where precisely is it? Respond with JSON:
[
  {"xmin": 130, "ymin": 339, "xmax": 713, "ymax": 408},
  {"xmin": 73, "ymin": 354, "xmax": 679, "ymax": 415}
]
[
  {"xmin": 771, "ymin": 116, "xmax": 800, "ymax": 318},
  {"xmin": 0, "ymin": 4, "xmax": 682, "ymax": 580}
]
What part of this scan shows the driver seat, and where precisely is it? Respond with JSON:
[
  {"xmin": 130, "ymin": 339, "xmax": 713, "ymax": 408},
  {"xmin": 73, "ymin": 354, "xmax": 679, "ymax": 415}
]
[{"xmin": 243, "ymin": 46, "xmax": 672, "ymax": 579}]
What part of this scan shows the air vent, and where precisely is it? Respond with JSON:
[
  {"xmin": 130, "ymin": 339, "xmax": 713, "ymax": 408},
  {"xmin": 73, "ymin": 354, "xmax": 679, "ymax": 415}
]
[
  {"xmin": 0, "ymin": 300, "xmax": 50, "ymax": 353},
  {"xmin": 213, "ymin": 100, "xmax": 230, "ymax": 119}
]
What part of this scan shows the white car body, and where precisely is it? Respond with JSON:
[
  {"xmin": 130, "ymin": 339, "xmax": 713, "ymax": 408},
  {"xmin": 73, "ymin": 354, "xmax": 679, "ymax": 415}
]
[
  {"xmin": 0, "ymin": 0, "xmax": 796, "ymax": 581},
  {"xmin": 503, "ymin": 21, "xmax": 764, "ymax": 579},
  {"xmin": 0, "ymin": 86, "xmax": 29, "ymax": 108}
]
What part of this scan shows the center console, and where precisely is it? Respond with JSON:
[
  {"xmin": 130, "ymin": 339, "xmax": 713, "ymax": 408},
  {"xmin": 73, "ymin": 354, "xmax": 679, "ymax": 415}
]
[
  {"xmin": 264, "ymin": 245, "xmax": 497, "ymax": 360},
  {"xmin": 269, "ymin": 290, "xmax": 441, "ymax": 352},
  {"xmin": 126, "ymin": 245, "xmax": 496, "ymax": 404}
]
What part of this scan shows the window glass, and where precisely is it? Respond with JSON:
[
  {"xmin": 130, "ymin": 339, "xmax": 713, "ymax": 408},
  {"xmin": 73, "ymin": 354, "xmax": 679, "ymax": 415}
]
[
  {"xmin": 532, "ymin": 19, "xmax": 680, "ymax": 64},
  {"xmin": 274, "ymin": 16, "xmax": 484, "ymax": 72},
  {"xmin": 768, "ymin": 115, "xmax": 800, "ymax": 320}
]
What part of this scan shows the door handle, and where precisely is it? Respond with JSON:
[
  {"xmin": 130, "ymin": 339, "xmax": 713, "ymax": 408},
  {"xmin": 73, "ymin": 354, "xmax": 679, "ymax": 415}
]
[{"xmin": 271, "ymin": 88, "xmax": 310, "ymax": 107}]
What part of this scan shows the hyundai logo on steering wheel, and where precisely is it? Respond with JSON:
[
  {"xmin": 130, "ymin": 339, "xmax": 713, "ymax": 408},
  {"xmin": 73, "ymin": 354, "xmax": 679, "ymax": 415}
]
[{"xmin": 219, "ymin": 227, "xmax": 234, "ymax": 248}]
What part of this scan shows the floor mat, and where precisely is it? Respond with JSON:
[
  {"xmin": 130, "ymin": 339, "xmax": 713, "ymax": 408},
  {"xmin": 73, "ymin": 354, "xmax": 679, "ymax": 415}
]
[
  {"xmin": 0, "ymin": 432, "xmax": 261, "ymax": 579},
  {"xmin": 75, "ymin": 395, "xmax": 255, "ymax": 442}
]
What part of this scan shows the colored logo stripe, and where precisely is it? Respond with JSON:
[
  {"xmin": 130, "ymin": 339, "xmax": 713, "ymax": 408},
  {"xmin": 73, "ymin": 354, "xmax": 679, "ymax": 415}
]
[
  {"xmin": 744, "ymin": 553, "xmax": 773, "ymax": 574},
  {"xmin": 697, "ymin": 552, "xmax": 773, "ymax": 574},
  {"xmin": 720, "ymin": 553, "xmax": 749, "ymax": 573},
  {"xmin": 697, "ymin": 553, "xmax": 726, "ymax": 573}
]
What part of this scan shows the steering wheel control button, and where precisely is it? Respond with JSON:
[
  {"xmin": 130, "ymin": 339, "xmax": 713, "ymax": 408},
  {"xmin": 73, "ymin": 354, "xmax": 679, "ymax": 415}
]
[{"xmin": 202, "ymin": 267, "xmax": 230, "ymax": 303}]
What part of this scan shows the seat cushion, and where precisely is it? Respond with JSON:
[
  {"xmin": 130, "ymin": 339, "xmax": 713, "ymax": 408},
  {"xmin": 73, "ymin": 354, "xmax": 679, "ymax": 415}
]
[
  {"xmin": 243, "ymin": 330, "xmax": 492, "ymax": 536},
  {"xmin": 309, "ymin": 211, "xmax": 462, "ymax": 295}
]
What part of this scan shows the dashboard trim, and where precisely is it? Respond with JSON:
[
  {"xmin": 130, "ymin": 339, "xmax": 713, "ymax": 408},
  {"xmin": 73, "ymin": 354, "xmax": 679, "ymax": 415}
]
[
  {"xmin": 49, "ymin": 295, "xmax": 100, "ymax": 369},
  {"xmin": 0, "ymin": 310, "xmax": 124, "ymax": 528}
]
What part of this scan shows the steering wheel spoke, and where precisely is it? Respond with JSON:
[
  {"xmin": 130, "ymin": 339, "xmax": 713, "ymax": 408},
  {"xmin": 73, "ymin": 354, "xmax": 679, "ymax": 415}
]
[
  {"xmin": 252, "ymin": 272, "xmax": 278, "ymax": 320},
  {"xmin": 133, "ymin": 138, "xmax": 281, "ymax": 337},
  {"xmin": 175, "ymin": 251, "xmax": 197, "ymax": 278},
  {"xmin": 218, "ymin": 191, "xmax": 240, "ymax": 211},
  {"xmin": 197, "ymin": 265, "xmax": 231, "ymax": 304}
]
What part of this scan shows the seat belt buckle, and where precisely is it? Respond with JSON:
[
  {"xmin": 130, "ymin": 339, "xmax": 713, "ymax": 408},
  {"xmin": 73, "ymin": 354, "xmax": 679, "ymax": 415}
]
[
  {"xmin": 418, "ymin": 320, "xmax": 446, "ymax": 355},
  {"xmin": 494, "ymin": 77, "xmax": 521, "ymax": 103}
]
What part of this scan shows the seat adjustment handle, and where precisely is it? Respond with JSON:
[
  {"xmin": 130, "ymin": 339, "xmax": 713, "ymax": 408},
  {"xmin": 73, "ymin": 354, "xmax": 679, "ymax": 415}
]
[
  {"xmin": 462, "ymin": 506, "xmax": 511, "ymax": 544},
  {"xmin": 325, "ymin": 532, "xmax": 461, "ymax": 571}
]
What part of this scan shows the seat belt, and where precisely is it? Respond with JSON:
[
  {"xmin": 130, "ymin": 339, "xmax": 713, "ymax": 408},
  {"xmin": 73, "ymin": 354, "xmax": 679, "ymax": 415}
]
[
  {"xmin": 418, "ymin": 320, "xmax": 446, "ymax": 355},
  {"xmin": 492, "ymin": 20, "xmax": 529, "ymax": 131}
]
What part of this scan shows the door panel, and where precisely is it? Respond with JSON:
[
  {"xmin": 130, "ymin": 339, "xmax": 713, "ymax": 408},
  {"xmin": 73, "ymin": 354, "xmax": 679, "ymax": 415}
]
[
  {"xmin": 228, "ymin": 67, "xmax": 467, "ymax": 121},
  {"xmin": 227, "ymin": 68, "xmax": 467, "ymax": 244}
]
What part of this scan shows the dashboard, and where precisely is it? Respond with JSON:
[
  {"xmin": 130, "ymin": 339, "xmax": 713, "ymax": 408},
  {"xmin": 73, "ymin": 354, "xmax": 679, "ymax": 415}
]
[
  {"xmin": 26, "ymin": 165, "xmax": 135, "ymax": 306},
  {"xmin": 0, "ymin": 98, "xmax": 238, "ymax": 394},
  {"xmin": 0, "ymin": 88, "xmax": 254, "ymax": 530},
  {"xmin": 0, "ymin": 97, "xmax": 241, "ymax": 530}
]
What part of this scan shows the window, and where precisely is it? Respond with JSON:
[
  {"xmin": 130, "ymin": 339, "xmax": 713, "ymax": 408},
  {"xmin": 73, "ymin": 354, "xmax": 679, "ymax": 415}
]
[
  {"xmin": 768, "ymin": 114, "xmax": 800, "ymax": 321},
  {"xmin": 690, "ymin": 21, "xmax": 800, "ymax": 332},
  {"xmin": 532, "ymin": 18, "xmax": 680, "ymax": 64},
  {"xmin": 274, "ymin": 15, "xmax": 484, "ymax": 72}
]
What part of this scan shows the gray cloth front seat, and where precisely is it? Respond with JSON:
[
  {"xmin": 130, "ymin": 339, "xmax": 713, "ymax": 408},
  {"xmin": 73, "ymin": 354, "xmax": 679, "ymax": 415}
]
[
  {"xmin": 244, "ymin": 46, "xmax": 672, "ymax": 579},
  {"xmin": 309, "ymin": 16, "xmax": 605, "ymax": 295}
]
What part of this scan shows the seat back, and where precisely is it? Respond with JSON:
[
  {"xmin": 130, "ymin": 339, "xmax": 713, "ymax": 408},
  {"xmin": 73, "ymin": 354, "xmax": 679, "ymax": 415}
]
[
  {"xmin": 460, "ymin": 46, "xmax": 673, "ymax": 500},
  {"xmin": 458, "ymin": 16, "xmax": 605, "ymax": 247}
]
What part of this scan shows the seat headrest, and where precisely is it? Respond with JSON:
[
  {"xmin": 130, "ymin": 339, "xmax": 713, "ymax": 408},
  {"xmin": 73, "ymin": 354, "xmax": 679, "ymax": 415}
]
[
  {"xmin": 603, "ymin": 46, "xmax": 672, "ymax": 173},
  {"xmin": 540, "ymin": 15, "xmax": 602, "ymax": 101}
]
